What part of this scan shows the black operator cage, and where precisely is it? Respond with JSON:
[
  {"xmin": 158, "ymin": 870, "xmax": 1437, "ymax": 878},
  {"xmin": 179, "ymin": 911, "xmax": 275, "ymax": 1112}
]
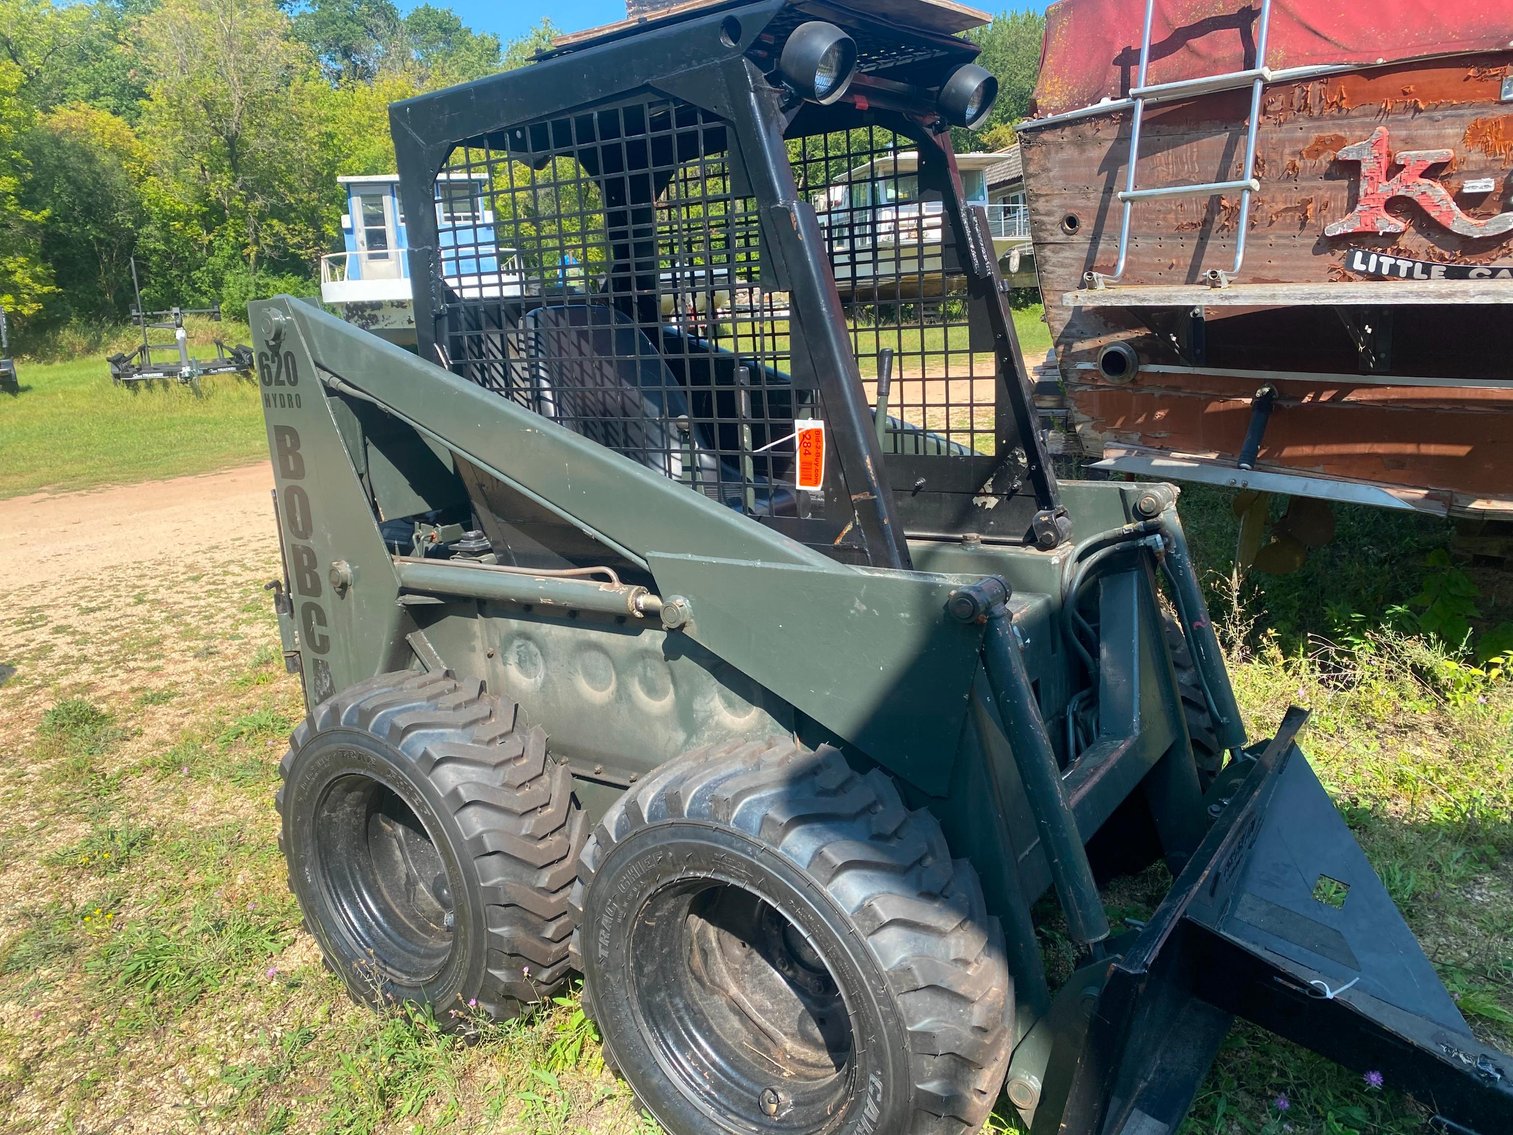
[{"xmin": 391, "ymin": 0, "xmax": 1061, "ymax": 570}]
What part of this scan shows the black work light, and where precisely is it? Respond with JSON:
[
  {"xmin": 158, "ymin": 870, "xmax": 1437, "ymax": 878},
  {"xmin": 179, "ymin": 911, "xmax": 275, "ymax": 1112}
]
[
  {"xmin": 939, "ymin": 64, "xmax": 999, "ymax": 128},
  {"xmin": 779, "ymin": 22, "xmax": 859, "ymax": 105}
]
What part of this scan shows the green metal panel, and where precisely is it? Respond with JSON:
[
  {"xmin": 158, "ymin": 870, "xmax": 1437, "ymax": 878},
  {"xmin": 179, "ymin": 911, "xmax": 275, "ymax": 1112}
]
[
  {"xmin": 416, "ymin": 603, "xmax": 795, "ymax": 795},
  {"xmin": 253, "ymin": 305, "xmax": 415, "ymax": 704},
  {"xmin": 644, "ymin": 553, "xmax": 987, "ymax": 795}
]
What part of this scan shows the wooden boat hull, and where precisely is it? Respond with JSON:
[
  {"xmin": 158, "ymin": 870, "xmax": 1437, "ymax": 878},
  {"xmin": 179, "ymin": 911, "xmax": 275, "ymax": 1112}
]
[{"xmin": 1021, "ymin": 52, "xmax": 1513, "ymax": 517}]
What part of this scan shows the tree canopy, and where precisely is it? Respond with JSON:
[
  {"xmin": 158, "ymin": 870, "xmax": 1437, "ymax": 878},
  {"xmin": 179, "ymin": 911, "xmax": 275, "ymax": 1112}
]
[
  {"xmin": 0, "ymin": 2, "xmax": 1040, "ymax": 343},
  {"xmin": 0, "ymin": 0, "xmax": 534, "ymax": 338},
  {"xmin": 963, "ymin": 9, "xmax": 1045, "ymax": 147}
]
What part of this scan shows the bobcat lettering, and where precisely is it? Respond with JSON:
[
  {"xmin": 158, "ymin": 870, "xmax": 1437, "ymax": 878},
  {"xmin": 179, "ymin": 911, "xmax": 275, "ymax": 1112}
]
[{"xmin": 1325, "ymin": 126, "xmax": 1513, "ymax": 239}]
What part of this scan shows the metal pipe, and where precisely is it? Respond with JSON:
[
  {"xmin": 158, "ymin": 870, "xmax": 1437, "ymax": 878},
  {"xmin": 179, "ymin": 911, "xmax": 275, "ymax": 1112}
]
[
  {"xmin": 393, "ymin": 557, "xmax": 662, "ymax": 618},
  {"xmin": 1237, "ymin": 385, "xmax": 1277, "ymax": 470},
  {"xmin": 873, "ymin": 348, "xmax": 894, "ymax": 447},
  {"xmin": 1131, "ymin": 66, "xmax": 1271, "ymax": 101},
  {"xmin": 1016, "ymin": 65, "xmax": 1355, "ymax": 132},
  {"xmin": 1118, "ymin": 178, "xmax": 1259, "ymax": 203},
  {"xmin": 1099, "ymin": 0, "xmax": 1158, "ymax": 286},
  {"xmin": 951, "ymin": 577, "xmax": 1111, "ymax": 952},
  {"xmin": 1230, "ymin": 0, "xmax": 1275, "ymax": 278}
]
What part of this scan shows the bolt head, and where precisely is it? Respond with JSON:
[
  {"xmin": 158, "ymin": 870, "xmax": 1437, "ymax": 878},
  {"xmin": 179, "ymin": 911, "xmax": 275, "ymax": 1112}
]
[
  {"xmin": 758, "ymin": 1088, "xmax": 782, "ymax": 1117},
  {"xmin": 660, "ymin": 595, "xmax": 692, "ymax": 630},
  {"xmin": 260, "ymin": 307, "xmax": 289, "ymax": 343},
  {"xmin": 1006, "ymin": 1073, "xmax": 1042, "ymax": 1110}
]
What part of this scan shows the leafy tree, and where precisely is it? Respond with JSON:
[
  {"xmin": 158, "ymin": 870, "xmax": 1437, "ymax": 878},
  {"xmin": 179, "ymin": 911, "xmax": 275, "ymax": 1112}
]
[
  {"xmin": 0, "ymin": 0, "xmax": 145, "ymax": 118},
  {"xmin": 312, "ymin": 73, "xmax": 422, "ymax": 180},
  {"xmin": 403, "ymin": 5, "xmax": 502, "ymax": 85},
  {"xmin": 21, "ymin": 104, "xmax": 147, "ymax": 320},
  {"xmin": 0, "ymin": 60, "xmax": 53, "ymax": 316},
  {"xmin": 503, "ymin": 18, "xmax": 559, "ymax": 71},
  {"xmin": 287, "ymin": 0, "xmax": 404, "ymax": 83},
  {"xmin": 967, "ymin": 10, "xmax": 1044, "ymax": 135},
  {"xmin": 135, "ymin": 0, "xmax": 329, "ymax": 280}
]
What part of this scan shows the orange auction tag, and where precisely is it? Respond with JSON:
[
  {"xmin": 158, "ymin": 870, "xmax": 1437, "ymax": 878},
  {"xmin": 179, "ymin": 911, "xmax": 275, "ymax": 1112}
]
[{"xmin": 794, "ymin": 419, "xmax": 825, "ymax": 491}]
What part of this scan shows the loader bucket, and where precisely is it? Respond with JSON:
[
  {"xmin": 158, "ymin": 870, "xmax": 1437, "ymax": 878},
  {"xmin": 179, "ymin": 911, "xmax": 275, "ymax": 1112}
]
[{"xmin": 1035, "ymin": 708, "xmax": 1512, "ymax": 1134}]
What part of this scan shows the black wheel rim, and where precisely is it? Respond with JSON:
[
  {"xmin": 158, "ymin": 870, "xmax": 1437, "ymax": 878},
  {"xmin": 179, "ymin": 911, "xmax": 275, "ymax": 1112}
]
[
  {"xmin": 314, "ymin": 769, "xmax": 456, "ymax": 985},
  {"xmin": 627, "ymin": 879, "xmax": 855, "ymax": 1132}
]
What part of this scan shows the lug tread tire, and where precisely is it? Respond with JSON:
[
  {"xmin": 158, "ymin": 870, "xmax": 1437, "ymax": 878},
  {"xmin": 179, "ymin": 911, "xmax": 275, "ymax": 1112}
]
[
  {"xmin": 278, "ymin": 670, "xmax": 585, "ymax": 1024},
  {"xmin": 571, "ymin": 740, "xmax": 1012, "ymax": 1135}
]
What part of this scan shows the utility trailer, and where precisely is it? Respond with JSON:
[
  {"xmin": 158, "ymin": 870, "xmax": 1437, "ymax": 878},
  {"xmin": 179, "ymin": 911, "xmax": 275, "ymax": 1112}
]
[
  {"xmin": 1018, "ymin": 0, "xmax": 1513, "ymax": 566},
  {"xmin": 252, "ymin": 2, "xmax": 1512, "ymax": 1132},
  {"xmin": 108, "ymin": 304, "xmax": 254, "ymax": 386},
  {"xmin": 0, "ymin": 306, "xmax": 17, "ymax": 394}
]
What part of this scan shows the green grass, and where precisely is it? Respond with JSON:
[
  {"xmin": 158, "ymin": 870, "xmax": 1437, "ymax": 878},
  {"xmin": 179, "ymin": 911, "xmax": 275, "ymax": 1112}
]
[
  {"xmin": 0, "ymin": 353, "xmax": 268, "ymax": 499},
  {"xmin": 0, "ymin": 317, "xmax": 1505, "ymax": 1134},
  {"xmin": 1010, "ymin": 302, "xmax": 1052, "ymax": 359}
]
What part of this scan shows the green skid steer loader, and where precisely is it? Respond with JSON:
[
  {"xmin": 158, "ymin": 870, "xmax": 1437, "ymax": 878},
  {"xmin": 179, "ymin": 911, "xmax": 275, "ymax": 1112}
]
[{"xmin": 253, "ymin": 2, "xmax": 1511, "ymax": 1131}]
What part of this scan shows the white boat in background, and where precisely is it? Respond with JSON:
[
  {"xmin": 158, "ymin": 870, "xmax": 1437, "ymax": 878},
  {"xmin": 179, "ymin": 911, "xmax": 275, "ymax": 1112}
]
[{"xmin": 813, "ymin": 151, "xmax": 1032, "ymax": 299}]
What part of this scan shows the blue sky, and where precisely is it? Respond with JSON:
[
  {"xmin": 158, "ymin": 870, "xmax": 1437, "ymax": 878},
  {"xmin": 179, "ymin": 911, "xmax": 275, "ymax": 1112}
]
[
  {"xmin": 409, "ymin": 3, "xmax": 1036, "ymax": 50},
  {"xmin": 416, "ymin": 0, "xmax": 627, "ymax": 46}
]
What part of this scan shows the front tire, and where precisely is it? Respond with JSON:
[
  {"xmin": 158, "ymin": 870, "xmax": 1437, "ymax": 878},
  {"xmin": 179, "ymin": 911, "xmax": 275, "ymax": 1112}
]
[
  {"xmin": 278, "ymin": 671, "xmax": 585, "ymax": 1024},
  {"xmin": 572, "ymin": 741, "xmax": 1012, "ymax": 1135}
]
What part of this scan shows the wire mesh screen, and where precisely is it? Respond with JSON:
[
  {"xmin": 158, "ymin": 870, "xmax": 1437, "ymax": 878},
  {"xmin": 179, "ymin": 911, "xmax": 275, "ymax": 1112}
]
[
  {"xmin": 433, "ymin": 96, "xmax": 835, "ymax": 528},
  {"xmin": 791, "ymin": 125, "xmax": 999, "ymax": 461}
]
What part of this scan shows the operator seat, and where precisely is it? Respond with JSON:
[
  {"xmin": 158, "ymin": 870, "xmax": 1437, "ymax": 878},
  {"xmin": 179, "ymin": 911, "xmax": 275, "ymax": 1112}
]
[{"xmin": 522, "ymin": 304, "xmax": 795, "ymax": 515}]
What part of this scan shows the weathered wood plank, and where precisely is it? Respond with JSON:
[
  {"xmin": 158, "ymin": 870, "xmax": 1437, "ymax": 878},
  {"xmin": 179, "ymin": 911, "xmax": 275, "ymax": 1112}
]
[
  {"xmin": 1021, "ymin": 50, "xmax": 1513, "ymax": 512},
  {"xmin": 1059, "ymin": 280, "xmax": 1513, "ymax": 306},
  {"xmin": 1067, "ymin": 362, "xmax": 1513, "ymax": 391},
  {"xmin": 1021, "ymin": 56, "xmax": 1513, "ymax": 299},
  {"xmin": 1063, "ymin": 378, "xmax": 1510, "ymax": 501}
]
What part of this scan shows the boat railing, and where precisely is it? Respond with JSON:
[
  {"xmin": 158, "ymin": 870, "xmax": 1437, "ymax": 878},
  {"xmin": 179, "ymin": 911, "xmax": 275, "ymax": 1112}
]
[
  {"xmin": 320, "ymin": 250, "xmax": 410, "ymax": 285},
  {"xmin": 984, "ymin": 202, "xmax": 1030, "ymax": 241},
  {"xmin": 320, "ymin": 249, "xmax": 527, "ymax": 286},
  {"xmin": 813, "ymin": 201, "xmax": 1030, "ymax": 244}
]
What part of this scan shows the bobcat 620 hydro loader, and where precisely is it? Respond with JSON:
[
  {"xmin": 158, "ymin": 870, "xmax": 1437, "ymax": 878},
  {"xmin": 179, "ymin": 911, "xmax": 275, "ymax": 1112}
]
[{"xmin": 254, "ymin": 2, "xmax": 1511, "ymax": 1131}]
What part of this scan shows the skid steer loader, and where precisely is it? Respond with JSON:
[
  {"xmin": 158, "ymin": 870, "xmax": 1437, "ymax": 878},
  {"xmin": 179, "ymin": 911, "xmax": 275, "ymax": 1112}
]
[{"xmin": 255, "ymin": 2, "xmax": 1511, "ymax": 1131}]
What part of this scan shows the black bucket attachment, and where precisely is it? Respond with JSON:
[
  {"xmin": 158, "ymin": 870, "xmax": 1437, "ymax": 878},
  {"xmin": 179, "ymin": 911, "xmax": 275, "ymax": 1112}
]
[{"xmin": 1036, "ymin": 708, "xmax": 1513, "ymax": 1134}]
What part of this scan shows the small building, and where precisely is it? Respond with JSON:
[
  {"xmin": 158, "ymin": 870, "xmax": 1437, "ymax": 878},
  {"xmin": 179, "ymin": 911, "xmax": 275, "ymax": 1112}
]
[
  {"xmin": 320, "ymin": 173, "xmax": 526, "ymax": 346},
  {"xmin": 984, "ymin": 145, "xmax": 1036, "ymax": 287}
]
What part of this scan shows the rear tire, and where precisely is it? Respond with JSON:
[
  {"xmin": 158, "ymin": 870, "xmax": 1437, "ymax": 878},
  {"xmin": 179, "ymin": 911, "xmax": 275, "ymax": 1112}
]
[
  {"xmin": 572, "ymin": 740, "xmax": 1012, "ymax": 1135},
  {"xmin": 278, "ymin": 670, "xmax": 585, "ymax": 1025}
]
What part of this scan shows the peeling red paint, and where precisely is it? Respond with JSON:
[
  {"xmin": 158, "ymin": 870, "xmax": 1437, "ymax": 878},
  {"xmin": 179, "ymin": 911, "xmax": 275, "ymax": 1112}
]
[
  {"xmin": 1324, "ymin": 127, "xmax": 1513, "ymax": 239},
  {"xmin": 1301, "ymin": 134, "xmax": 1347, "ymax": 162},
  {"xmin": 1034, "ymin": 0, "xmax": 1513, "ymax": 117},
  {"xmin": 1464, "ymin": 116, "xmax": 1513, "ymax": 162}
]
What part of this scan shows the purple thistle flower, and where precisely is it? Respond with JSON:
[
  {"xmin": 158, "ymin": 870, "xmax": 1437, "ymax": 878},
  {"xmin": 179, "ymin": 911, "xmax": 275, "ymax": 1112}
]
[
  {"xmin": 265, "ymin": 966, "xmax": 278, "ymax": 979},
  {"xmin": 1273, "ymin": 1094, "xmax": 1290, "ymax": 1112},
  {"xmin": 1364, "ymin": 1069, "xmax": 1384, "ymax": 1090},
  {"xmin": 467, "ymin": 997, "xmax": 477, "ymax": 1008}
]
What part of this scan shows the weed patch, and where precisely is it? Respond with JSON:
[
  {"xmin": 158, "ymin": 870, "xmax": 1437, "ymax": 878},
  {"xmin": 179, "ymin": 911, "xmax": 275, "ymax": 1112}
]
[
  {"xmin": 324, "ymin": 1005, "xmax": 462, "ymax": 1135},
  {"xmin": 218, "ymin": 705, "xmax": 296, "ymax": 749},
  {"xmin": 87, "ymin": 903, "xmax": 290, "ymax": 1024},
  {"xmin": 45, "ymin": 821, "xmax": 154, "ymax": 874},
  {"xmin": 38, "ymin": 698, "xmax": 126, "ymax": 758}
]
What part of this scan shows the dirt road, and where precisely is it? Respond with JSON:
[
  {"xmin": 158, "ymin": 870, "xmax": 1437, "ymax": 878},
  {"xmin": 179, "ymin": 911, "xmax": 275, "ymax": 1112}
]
[
  {"xmin": 0, "ymin": 462, "xmax": 276, "ymax": 591},
  {"xmin": 0, "ymin": 460, "xmax": 284, "ymax": 733}
]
